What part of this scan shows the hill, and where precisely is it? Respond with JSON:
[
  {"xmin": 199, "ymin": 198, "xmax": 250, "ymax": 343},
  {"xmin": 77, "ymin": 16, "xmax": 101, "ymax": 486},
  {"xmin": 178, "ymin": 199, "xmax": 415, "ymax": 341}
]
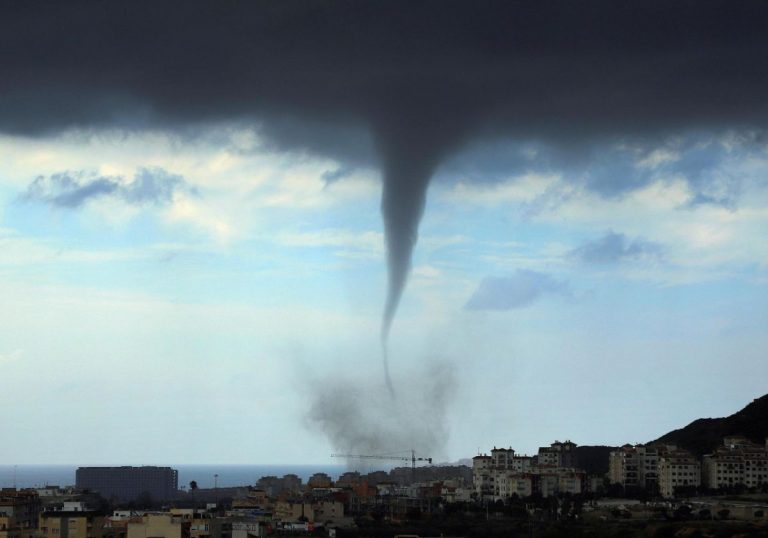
[
  {"xmin": 574, "ymin": 445, "xmax": 617, "ymax": 475},
  {"xmin": 650, "ymin": 394, "xmax": 768, "ymax": 456}
]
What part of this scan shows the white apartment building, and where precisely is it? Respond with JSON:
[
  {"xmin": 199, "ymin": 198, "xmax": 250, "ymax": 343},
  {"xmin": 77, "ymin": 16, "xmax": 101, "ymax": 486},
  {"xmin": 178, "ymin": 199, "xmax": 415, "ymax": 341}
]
[
  {"xmin": 472, "ymin": 455, "xmax": 493, "ymax": 497},
  {"xmin": 702, "ymin": 437, "xmax": 768, "ymax": 490},
  {"xmin": 474, "ymin": 443, "xmax": 585, "ymax": 500},
  {"xmin": 496, "ymin": 473, "xmax": 533, "ymax": 498},
  {"xmin": 658, "ymin": 450, "xmax": 701, "ymax": 498},
  {"xmin": 490, "ymin": 448, "xmax": 534, "ymax": 471}
]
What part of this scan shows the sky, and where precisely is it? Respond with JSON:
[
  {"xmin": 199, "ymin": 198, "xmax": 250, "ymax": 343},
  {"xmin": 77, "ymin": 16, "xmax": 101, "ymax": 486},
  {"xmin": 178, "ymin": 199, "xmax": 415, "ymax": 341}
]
[{"xmin": 1, "ymin": 1, "xmax": 767, "ymax": 465}]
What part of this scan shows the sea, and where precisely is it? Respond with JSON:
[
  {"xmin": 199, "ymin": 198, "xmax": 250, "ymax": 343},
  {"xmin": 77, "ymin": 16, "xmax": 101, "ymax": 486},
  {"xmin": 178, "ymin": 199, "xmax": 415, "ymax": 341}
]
[{"xmin": 0, "ymin": 464, "xmax": 354, "ymax": 490}]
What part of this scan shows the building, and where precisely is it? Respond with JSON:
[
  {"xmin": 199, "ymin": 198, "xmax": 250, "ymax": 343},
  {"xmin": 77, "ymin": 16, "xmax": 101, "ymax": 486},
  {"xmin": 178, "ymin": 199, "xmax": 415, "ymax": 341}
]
[
  {"xmin": 608, "ymin": 444, "xmax": 659, "ymax": 490},
  {"xmin": 40, "ymin": 510, "xmax": 106, "ymax": 538},
  {"xmin": 703, "ymin": 437, "xmax": 768, "ymax": 490},
  {"xmin": 471, "ymin": 455, "xmax": 492, "ymax": 497},
  {"xmin": 0, "ymin": 491, "xmax": 40, "ymax": 538},
  {"xmin": 496, "ymin": 473, "xmax": 533, "ymax": 498},
  {"xmin": 473, "ymin": 443, "xmax": 586, "ymax": 500},
  {"xmin": 307, "ymin": 474, "xmax": 332, "ymax": 489},
  {"xmin": 230, "ymin": 520, "xmax": 263, "ymax": 538},
  {"xmin": 126, "ymin": 514, "xmax": 188, "ymax": 538},
  {"xmin": 439, "ymin": 480, "xmax": 472, "ymax": 503},
  {"xmin": 231, "ymin": 489, "xmax": 268, "ymax": 510},
  {"xmin": 334, "ymin": 472, "xmax": 361, "ymax": 489},
  {"xmin": 76, "ymin": 467, "xmax": 178, "ymax": 502},
  {"xmin": 537, "ymin": 441, "xmax": 577, "ymax": 468},
  {"xmin": 658, "ymin": 449, "xmax": 701, "ymax": 498},
  {"xmin": 255, "ymin": 475, "xmax": 302, "ymax": 498},
  {"xmin": 273, "ymin": 501, "xmax": 344, "ymax": 525}
]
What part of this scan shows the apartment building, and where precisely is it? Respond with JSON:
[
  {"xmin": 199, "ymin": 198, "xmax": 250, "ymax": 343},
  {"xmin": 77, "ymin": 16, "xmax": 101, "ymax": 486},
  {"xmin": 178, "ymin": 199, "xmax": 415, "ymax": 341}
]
[
  {"xmin": 255, "ymin": 475, "xmax": 302, "ymax": 497},
  {"xmin": 307, "ymin": 474, "xmax": 332, "ymax": 489},
  {"xmin": 537, "ymin": 441, "xmax": 577, "ymax": 468},
  {"xmin": 474, "ymin": 443, "xmax": 586, "ymax": 499},
  {"xmin": 496, "ymin": 472, "xmax": 533, "ymax": 498},
  {"xmin": 39, "ymin": 510, "xmax": 106, "ymax": 538},
  {"xmin": 608, "ymin": 444, "xmax": 659, "ymax": 490},
  {"xmin": 702, "ymin": 437, "xmax": 768, "ymax": 490},
  {"xmin": 658, "ymin": 449, "xmax": 701, "ymax": 498},
  {"xmin": 471, "ymin": 455, "xmax": 492, "ymax": 498},
  {"xmin": 126, "ymin": 514, "xmax": 189, "ymax": 538},
  {"xmin": 0, "ymin": 491, "xmax": 40, "ymax": 538}
]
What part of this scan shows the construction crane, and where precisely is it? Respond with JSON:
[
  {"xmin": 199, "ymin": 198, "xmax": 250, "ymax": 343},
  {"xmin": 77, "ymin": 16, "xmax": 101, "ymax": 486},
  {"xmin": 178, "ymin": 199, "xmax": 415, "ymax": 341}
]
[{"xmin": 331, "ymin": 450, "xmax": 432, "ymax": 483}]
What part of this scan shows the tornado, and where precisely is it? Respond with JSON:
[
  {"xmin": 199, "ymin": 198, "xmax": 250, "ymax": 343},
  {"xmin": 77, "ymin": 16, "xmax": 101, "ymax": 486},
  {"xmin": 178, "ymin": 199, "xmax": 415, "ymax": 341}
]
[
  {"xmin": 3, "ymin": 1, "xmax": 768, "ymax": 394},
  {"xmin": 379, "ymin": 152, "xmax": 432, "ymax": 395},
  {"xmin": 375, "ymin": 115, "xmax": 464, "ymax": 394}
]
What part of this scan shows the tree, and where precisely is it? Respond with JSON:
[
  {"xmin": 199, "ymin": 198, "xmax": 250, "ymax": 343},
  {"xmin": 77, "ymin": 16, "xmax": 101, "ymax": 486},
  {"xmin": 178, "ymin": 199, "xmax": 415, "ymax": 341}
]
[{"xmin": 189, "ymin": 481, "xmax": 198, "ymax": 491}]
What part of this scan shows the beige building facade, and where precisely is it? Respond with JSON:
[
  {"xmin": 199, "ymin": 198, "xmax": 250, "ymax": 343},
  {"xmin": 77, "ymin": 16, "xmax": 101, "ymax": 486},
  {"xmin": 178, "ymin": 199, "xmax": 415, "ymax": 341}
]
[
  {"xmin": 608, "ymin": 444, "xmax": 659, "ymax": 490},
  {"xmin": 127, "ymin": 514, "xmax": 188, "ymax": 538},
  {"xmin": 658, "ymin": 450, "xmax": 701, "ymax": 498},
  {"xmin": 703, "ymin": 437, "xmax": 768, "ymax": 490}
]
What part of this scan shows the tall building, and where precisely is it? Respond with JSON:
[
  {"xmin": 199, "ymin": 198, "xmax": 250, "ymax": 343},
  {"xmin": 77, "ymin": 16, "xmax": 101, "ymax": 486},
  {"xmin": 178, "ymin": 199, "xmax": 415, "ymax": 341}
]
[
  {"xmin": 658, "ymin": 449, "xmax": 700, "ymax": 498},
  {"xmin": 76, "ymin": 467, "xmax": 178, "ymax": 502},
  {"xmin": 608, "ymin": 444, "xmax": 659, "ymax": 490}
]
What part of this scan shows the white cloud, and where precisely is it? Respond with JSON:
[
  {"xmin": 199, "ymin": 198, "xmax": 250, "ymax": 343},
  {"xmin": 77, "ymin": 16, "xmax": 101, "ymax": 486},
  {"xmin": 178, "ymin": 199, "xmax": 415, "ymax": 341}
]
[
  {"xmin": 412, "ymin": 264, "xmax": 442, "ymax": 279},
  {"xmin": 0, "ymin": 125, "xmax": 379, "ymax": 221},
  {"xmin": 163, "ymin": 192, "xmax": 238, "ymax": 243},
  {"xmin": 277, "ymin": 229, "xmax": 383, "ymax": 259},
  {"xmin": 635, "ymin": 147, "xmax": 680, "ymax": 169}
]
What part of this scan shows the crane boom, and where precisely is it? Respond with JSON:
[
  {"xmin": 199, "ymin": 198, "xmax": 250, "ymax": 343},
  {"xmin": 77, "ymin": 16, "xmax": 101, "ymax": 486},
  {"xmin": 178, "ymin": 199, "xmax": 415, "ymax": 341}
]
[{"xmin": 331, "ymin": 450, "xmax": 432, "ymax": 482}]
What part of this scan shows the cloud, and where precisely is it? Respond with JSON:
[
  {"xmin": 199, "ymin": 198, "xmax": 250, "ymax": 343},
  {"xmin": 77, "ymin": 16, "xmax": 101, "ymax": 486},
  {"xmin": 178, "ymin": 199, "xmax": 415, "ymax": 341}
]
[
  {"xmin": 443, "ymin": 133, "xmax": 766, "ymax": 210},
  {"xmin": 306, "ymin": 359, "xmax": 456, "ymax": 458},
  {"xmin": 4, "ymin": 0, "xmax": 768, "ymax": 356},
  {"xmin": 22, "ymin": 167, "xmax": 195, "ymax": 208},
  {"xmin": 465, "ymin": 269, "xmax": 571, "ymax": 311},
  {"xmin": 321, "ymin": 165, "xmax": 357, "ymax": 185},
  {"xmin": 277, "ymin": 229, "xmax": 383, "ymax": 254},
  {"xmin": 569, "ymin": 231, "xmax": 663, "ymax": 264}
]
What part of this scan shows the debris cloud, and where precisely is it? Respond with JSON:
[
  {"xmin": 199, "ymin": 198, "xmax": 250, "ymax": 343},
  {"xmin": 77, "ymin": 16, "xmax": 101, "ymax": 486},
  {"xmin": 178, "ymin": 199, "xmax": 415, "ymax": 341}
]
[{"xmin": 306, "ymin": 358, "xmax": 456, "ymax": 459}]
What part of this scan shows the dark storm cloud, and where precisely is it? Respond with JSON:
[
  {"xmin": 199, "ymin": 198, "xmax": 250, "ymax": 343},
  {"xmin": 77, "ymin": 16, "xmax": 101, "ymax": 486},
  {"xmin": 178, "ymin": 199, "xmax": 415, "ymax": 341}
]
[
  {"xmin": 23, "ymin": 167, "xmax": 194, "ymax": 208},
  {"xmin": 444, "ymin": 133, "xmax": 766, "ymax": 206},
  {"xmin": 465, "ymin": 270, "xmax": 571, "ymax": 311},
  {"xmin": 3, "ymin": 0, "xmax": 768, "ymax": 339},
  {"xmin": 569, "ymin": 231, "xmax": 663, "ymax": 265}
]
